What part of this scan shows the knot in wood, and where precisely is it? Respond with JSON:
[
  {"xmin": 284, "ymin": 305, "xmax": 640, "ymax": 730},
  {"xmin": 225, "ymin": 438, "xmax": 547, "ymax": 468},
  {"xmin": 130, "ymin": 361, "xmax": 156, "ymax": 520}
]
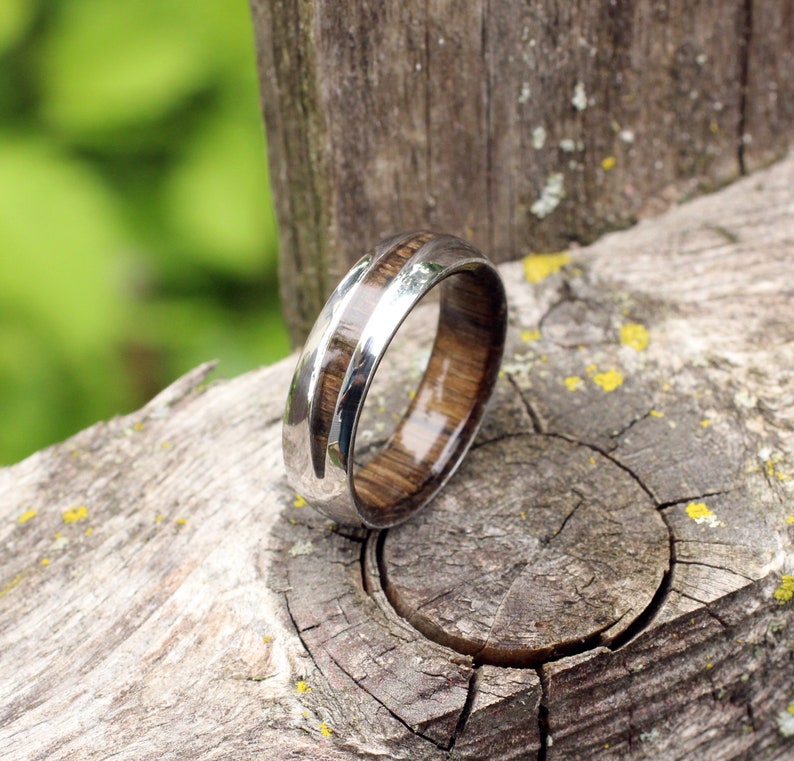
[{"xmin": 372, "ymin": 434, "xmax": 669, "ymax": 667}]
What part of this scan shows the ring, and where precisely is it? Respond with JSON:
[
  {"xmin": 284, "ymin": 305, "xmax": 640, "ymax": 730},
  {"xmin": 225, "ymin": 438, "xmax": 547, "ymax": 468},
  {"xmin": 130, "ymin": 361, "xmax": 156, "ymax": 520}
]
[{"xmin": 282, "ymin": 231, "xmax": 507, "ymax": 529}]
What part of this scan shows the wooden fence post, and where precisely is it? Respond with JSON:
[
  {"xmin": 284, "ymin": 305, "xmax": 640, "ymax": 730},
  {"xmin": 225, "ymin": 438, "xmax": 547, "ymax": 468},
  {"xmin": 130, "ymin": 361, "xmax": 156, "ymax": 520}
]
[{"xmin": 251, "ymin": 0, "xmax": 793, "ymax": 343}]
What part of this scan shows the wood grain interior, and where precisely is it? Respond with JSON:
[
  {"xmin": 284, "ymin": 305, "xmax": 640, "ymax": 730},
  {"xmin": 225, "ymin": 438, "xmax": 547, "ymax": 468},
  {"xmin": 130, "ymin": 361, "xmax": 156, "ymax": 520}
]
[
  {"xmin": 308, "ymin": 232, "xmax": 434, "ymax": 476},
  {"xmin": 354, "ymin": 264, "xmax": 506, "ymax": 526}
]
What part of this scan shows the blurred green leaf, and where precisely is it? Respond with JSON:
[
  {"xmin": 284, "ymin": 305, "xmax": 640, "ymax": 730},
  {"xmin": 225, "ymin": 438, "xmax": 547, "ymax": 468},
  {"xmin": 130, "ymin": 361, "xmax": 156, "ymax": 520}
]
[
  {"xmin": 134, "ymin": 296, "xmax": 289, "ymax": 377},
  {"xmin": 0, "ymin": 0, "xmax": 36, "ymax": 55},
  {"xmin": 163, "ymin": 107, "xmax": 277, "ymax": 276},
  {"xmin": 0, "ymin": 319, "xmax": 121, "ymax": 465},
  {"xmin": 0, "ymin": 133, "xmax": 129, "ymax": 353},
  {"xmin": 0, "ymin": 0, "xmax": 287, "ymax": 466},
  {"xmin": 39, "ymin": 0, "xmax": 210, "ymax": 138}
]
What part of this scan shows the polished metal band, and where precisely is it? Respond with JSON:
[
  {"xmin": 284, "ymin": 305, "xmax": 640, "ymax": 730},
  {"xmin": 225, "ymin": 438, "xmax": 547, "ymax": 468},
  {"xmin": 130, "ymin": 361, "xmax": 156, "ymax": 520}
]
[{"xmin": 282, "ymin": 231, "xmax": 507, "ymax": 528}]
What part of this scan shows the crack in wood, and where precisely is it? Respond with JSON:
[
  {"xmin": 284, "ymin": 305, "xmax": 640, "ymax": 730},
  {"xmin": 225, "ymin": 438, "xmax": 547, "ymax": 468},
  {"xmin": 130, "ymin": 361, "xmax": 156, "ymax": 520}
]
[
  {"xmin": 675, "ymin": 559, "xmax": 756, "ymax": 583},
  {"xmin": 542, "ymin": 490, "xmax": 585, "ymax": 546},
  {"xmin": 359, "ymin": 528, "xmax": 373, "ymax": 594},
  {"xmin": 282, "ymin": 590, "xmax": 328, "ymax": 685},
  {"xmin": 326, "ymin": 649, "xmax": 452, "ymax": 751},
  {"xmin": 656, "ymin": 490, "xmax": 729, "ymax": 511},
  {"xmin": 285, "ymin": 589, "xmax": 455, "ymax": 751},
  {"xmin": 678, "ymin": 592, "xmax": 731, "ymax": 629},
  {"xmin": 445, "ymin": 667, "xmax": 480, "ymax": 753},
  {"xmin": 608, "ymin": 514, "xmax": 676, "ymax": 652},
  {"xmin": 610, "ymin": 409, "xmax": 654, "ymax": 443},
  {"xmin": 737, "ymin": 0, "xmax": 753, "ymax": 175},
  {"xmin": 543, "ymin": 430, "xmax": 657, "ymax": 504},
  {"xmin": 506, "ymin": 373, "xmax": 544, "ymax": 433},
  {"xmin": 474, "ymin": 564, "xmax": 532, "ymax": 663},
  {"xmin": 481, "ymin": 0, "xmax": 494, "ymax": 254},
  {"xmin": 329, "ymin": 528, "xmax": 368, "ymax": 543},
  {"xmin": 536, "ymin": 667, "xmax": 550, "ymax": 761},
  {"xmin": 745, "ymin": 699, "xmax": 757, "ymax": 733}
]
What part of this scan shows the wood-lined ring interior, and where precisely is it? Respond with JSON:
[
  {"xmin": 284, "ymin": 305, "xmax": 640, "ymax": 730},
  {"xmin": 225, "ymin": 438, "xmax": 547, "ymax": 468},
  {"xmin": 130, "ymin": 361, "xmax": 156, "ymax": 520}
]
[{"xmin": 352, "ymin": 263, "xmax": 506, "ymax": 527}]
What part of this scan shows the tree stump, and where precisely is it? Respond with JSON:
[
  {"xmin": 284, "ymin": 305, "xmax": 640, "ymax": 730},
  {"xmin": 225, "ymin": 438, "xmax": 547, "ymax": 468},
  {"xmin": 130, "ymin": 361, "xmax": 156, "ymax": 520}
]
[{"xmin": 1, "ymin": 156, "xmax": 792, "ymax": 759}]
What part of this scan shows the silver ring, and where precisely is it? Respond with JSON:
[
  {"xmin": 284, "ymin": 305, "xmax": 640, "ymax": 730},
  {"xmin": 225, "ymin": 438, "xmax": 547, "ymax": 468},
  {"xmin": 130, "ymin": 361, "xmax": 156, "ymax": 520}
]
[{"xmin": 282, "ymin": 231, "xmax": 507, "ymax": 528}]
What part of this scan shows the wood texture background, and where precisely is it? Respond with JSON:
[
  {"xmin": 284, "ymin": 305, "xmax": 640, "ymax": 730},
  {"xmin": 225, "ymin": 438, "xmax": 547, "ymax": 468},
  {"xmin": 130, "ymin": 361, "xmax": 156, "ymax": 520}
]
[
  {"xmin": 1, "ymin": 155, "xmax": 792, "ymax": 760},
  {"xmin": 251, "ymin": 0, "xmax": 794, "ymax": 342}
]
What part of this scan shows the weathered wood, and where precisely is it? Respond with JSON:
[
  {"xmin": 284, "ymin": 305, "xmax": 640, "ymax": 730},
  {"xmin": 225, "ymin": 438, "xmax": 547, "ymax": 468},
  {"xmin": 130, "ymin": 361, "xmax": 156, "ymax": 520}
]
[
  {"xmin": 251, "ymin": 0, "xmax": 794, "ymax": 342},
  {"xmin": 379, "ymin": 435, "xmax": 669, "ymax": 666},
  {"xmin": 1, "ymin": 157, "xmax": 793, "ymax": 759}
]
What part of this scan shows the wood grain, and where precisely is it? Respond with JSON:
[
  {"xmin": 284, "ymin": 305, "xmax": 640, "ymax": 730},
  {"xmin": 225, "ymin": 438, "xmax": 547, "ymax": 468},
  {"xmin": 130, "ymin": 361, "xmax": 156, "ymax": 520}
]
[
  {"xmin": 377, "ymin": 433, "xmax": 668, "ymax": 666},
  {"xmin": 1, "ymin": 157, "xmax": 793, "ymax": 759},
  {"xmin": 251, "ymin": 0, "xmax": 794, "ymax": 341}
]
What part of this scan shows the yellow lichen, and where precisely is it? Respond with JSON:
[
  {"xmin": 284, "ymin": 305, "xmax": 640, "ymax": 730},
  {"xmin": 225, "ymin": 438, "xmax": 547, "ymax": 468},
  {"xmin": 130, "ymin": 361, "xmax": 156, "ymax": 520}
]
[
  {"xmin": 564, "ymin": 376, "xmax": 583, "ymax": 392},
  {"xmin": 589, "ymin": 456, "xmax": 596, "ymax": 465},
  {"xmin": 601, "ymin": 156, "xmax": 616, "ymax": 171},
  {"xmin": 585, "ymin": 363, "xmax": 598, "ymax": 377},
  {"xmin": 0, "ymin": 573, "xmax": 24, "ymax": 598},
  {"xmin": 521, "ymin": 329, "xmax": 541, "ymax": 342},
  {"xmin": 686, "ymin": 502, "xmax": 724, "ymax": 528},
  {"xmin": 522, "ymin": 251, "xmax": 571, "ymax": 283},
  {"xmin": 649, "ymin": 409, "xmax": 665, "ymax": 418},
  {"xmin": 85, "ymin": 527, "xmax": 94, "ymax": 537},
  {"xmin": 263, "ymin": 635, "xmax": 272, "ymax": 644},
  {"xmin": 40, "ymin": 558, "xmax": 50, "ymax": 566},
  {"xmin": 17, "ymin": 509, "xmax": 38, "ymax": 524},
  {"xmin": 593, "ymin": 370, "xmax": 624, "ymax": 392},
  {"xmin": 686, "ymin": 502, "xmax": 713, "ymax": 520},
  {"xmin": 766, "ymin": 458, "xmax": 792, "ymax": 482},
  {"xmin": 786, "ymin": 516, "xmax": 794, "ymax": 524},
  {"xmin": 620, "ymin": 323, "xmax": 649, "ymax": 351},
  {"xmin": 175, "ymin": 517, "xmax": 188, "ymax": 526},
  {"xmin": 293, "ymin": 494, "xmax": 307, "ymax": 508},
  {"xmin": 774, "ymin": 575, "xmax": 794, "ymax": 603},
  {"xmin": 132, "ymin": 421, "xmax": 145, "ymax": 432},
  {"xmin": 62, "ymin": 505, "xmax": 88, "ymax": 524},
  {"xmin": 154, "ymin": 514, "xmax": 164, "ymax": 524},
  {"xmin": 700, "ymin": 419, "xmax": 711, "ymax": 428},
  {"xmin": 296, "ymin": 680, "xmax": 312, "ymax": 694},
  {"xmin": 319, "ymin": 722, "xmax": 334, "ymax": 737}
]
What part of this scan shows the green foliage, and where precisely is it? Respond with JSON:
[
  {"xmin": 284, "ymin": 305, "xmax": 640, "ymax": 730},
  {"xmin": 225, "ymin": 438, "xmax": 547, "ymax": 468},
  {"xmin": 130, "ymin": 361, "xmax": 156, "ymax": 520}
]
[{"xmin": 0, "ymin": 0, "xmax": 288, "ymax": 465}]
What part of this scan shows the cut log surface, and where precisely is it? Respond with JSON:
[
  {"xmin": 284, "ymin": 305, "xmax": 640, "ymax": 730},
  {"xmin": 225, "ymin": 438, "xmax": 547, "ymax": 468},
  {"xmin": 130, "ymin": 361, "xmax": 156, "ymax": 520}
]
[{"xmin": 2, "ymin": 158, "xmax": 794, "ymax": 760}]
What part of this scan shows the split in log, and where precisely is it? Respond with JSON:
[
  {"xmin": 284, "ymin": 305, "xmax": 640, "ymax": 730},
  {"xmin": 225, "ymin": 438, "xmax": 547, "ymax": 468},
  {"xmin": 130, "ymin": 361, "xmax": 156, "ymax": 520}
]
[{"xmin": 1, "ymin": 157, "xmax": 794, "ymax": 759}]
